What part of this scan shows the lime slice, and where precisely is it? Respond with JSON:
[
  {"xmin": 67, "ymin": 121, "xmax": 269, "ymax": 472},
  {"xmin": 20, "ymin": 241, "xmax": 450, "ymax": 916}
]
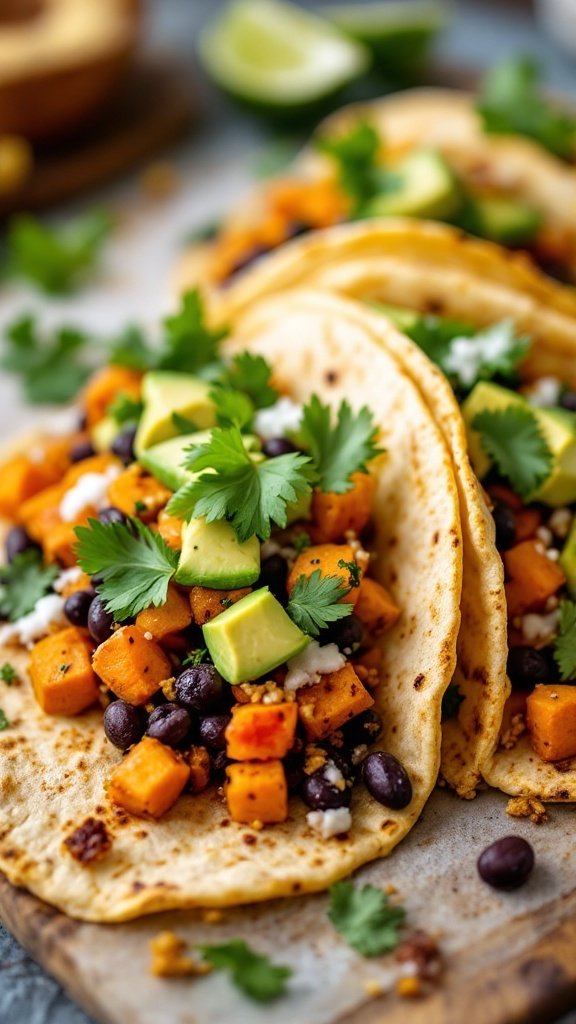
[
  {"xmin": 199, "ymin": 0, "xmax": 370, "ymax": 115},
  {"xmin": 320, "ymin": 2, "xmax": 448, "ymax": 80}
]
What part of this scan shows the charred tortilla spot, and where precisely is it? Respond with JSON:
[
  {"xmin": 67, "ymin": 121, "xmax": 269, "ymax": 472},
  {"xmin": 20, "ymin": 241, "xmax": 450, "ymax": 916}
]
[
  {"xmin": 63, "ymin": 817, "xmax": 112, "ymax": 864},
  {"xmin": 413, "ymin": 674, "xmax": 425, "ymax": 691}
]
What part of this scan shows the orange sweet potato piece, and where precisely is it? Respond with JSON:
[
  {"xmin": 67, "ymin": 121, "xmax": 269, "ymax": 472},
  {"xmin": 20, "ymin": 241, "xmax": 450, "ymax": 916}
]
[
  {"xmin": 226, "ymin": 702, "xmax": 298, "ymax": 761},
  {"xmin": 488, "ymin": 484, "xmax": 523, "ymax": 511},
  {"xmin": 64, "ymin": 453, "xmax": 120, "ymax": 486},
  {"xmin": 189, "ymin": 586, "xmax": 252, "ymax": 625},
  {"xmin": 354, "ymin": 577, "xmax": 400, "ymax": 636},
  {"xmin": 108, "ymin": 465, "xmax": 171, "ymax": 522},
  {"xmin": 514, "ymin": 508, "xmax": 542, "ymax": 543},
  {"xmin": 297, "ymin": 663, "xmax": 374, "ymax": 740},
  {"xmin": 156, "ymin": 510, "xmax": 184, "ymax": 551},
  {"xmin": 29, "ymin": 627, "xmax": 99, "ymax": 715},
  {"xmin": 84, "ymin": 366, "xmax": 142, "ymax": 427},
  {"xmin": 187, "ymin": 745, "xmax": 211, "ymax": 794},
  {"xmin": 19, "ymin": 483, "xmax": 63, "ymax": 540},
  {"xmin": 108, "ymin": 737, "xmax": 190, "ymax": 818},
  {"xmin": 136, "ymin": 585, "xmax": 192, "ymax": 640},
  {"xmin": 92, "ymin": 625, "xmax": 172, "ymax": 705},
  {"xmin": 311, "ymin": 472, "xmax": 376, "ymax": 543},
  {"xmin": 0, "ymin": 456, "xmax": 52, "ymax": 519},
  {"xmin": 225, "ymin": 760, "xmax": 288, "ymax": 824},
  {"xmin": 43, "ymin": 515, "xmax": 94, "ymax": 567},
  {"xmin": 526, "ymin": 685, "xmax": 576, "ymax": 762},
  {"xmin": 503, "ymin": 540, "xmax": 566, "ymax": 618},
  {"xmin": 287, "ymin": 544, "xmax": 360, "ymax": 605},
  {"xmin": 60, "ymin": 571, "xmax": 92, "ymax": 598}
]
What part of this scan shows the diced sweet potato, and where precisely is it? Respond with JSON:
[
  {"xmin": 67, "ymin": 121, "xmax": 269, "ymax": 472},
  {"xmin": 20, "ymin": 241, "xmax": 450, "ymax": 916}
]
[
  {"xmin": 136, "ymin": 585, "xmax": 192, "ymax": 640},
  {"xmin": 526, "ymin": 685, "xmax": 576, "ymax": 762},
  {"xmin": 225, "ymin": 760, "xmax": 288, "ymax": 824},
  {"xmin": 92, "ymin": 625, "xmax": 172, "ymax": 705},
  {"xmin": 488, "ymin": 484, "xmax": 523, "ymax": 511},
  {"xmin": 59, "ymin": 571, "xmax": 92, "ymax": 598},
  {"xmin": 311, "ymin": 472, "xmax": 376, "ymax": 543},
  {"xmin": 19, "ymin": 483, "xmax": 63, "ymax": 540},
  {"xmin": 64, "ymin": 453, "xmax": 120, "ymax": 486},
  {"xmin": 0, "ymin": 455, "xmax": 58, "ymax": 519},
  {"xmin": 354, "ymin": 577, "xmax": 400, "ymax": 636},
  {"xmin": 287, "ymin": 544, "xmax": 360, "ymax": 605},
  {"xmin": 226, "ymin": 702, "xmax": 297, "ymax": 761},
  {"xmin": 514, "ymin": 508, "xmax": 542, "ymax": 543},
  {"xmin": 83, "ymin": 366, "xmax": 142, "ymax": 427},
  {"xmin": 108, "ymin": 465, "xmax": 171, "ymax": 522},
  {"xmin": 297, "ymin": 663, "xmax": 374, "ymax": 740},
  {"xmin": 504, "ymin": 540, "xmax": 566, "ymax": 618},
  {"xmin": 156, "ymin": 510, "xmax": 184, "ymax": 551},
  {"xmin": 29, "ymin": 627, "xmax": 99, "ymax": 715},
  {"xmin": 187, "ymin": 745, "xmax": 211, "ymax": 794},
  {"xmin": 108, "ymin": 737, "xmax": 189, "ymax": 818},
  {"xmin": 43, "ymin": 517, "xmax": 92, "ymax": 567},
  {"xmin": 189, "ymin": 586, "xmax": 252, "ymax": 625}
]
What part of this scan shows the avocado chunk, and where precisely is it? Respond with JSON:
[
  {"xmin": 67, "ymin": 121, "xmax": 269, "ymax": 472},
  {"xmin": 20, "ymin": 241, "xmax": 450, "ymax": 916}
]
[
  {"xmin": 560, "ymin": 517, "xmax": 576, "ymax": 598},
  {"xmin": 135, "ymin": 372, "xmax": 216, "ymax": 455},
  {"xmin": 363, "ymin": 149, "xmax": 460, "ymax": 220},
  {"xmin": 139, "ymin": 431, "xmax": 215, "ymax": 491},
  {"xmin": 462, "ymin": 196, "xmax": 541, "ymax": 247},
  {"xmin": 370, "ymin": 302, "xmax": 421, "ymax": 332},
  {"xmin": 175, "ymin": 517, "xmax": 261, "ymax": 589},
  {"xmin": 462, "ymin": 381, "xmax": 576, "ymax": 506},
  {"xmin": 91, "ymin": 415, "xmax": 120, "ymax": 454},
  {"xmin": 203, "ymin": 586, "xmax": 309, "ymax": 684}
]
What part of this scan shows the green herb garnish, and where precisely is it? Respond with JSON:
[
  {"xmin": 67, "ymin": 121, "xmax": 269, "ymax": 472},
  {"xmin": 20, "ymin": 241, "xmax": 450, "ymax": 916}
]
[
  {"xmin": 0, "ymin": 709, "xmax": 9, "ymax": 731},
  {"xmin": 107, "ymin": 393, "xmax": 143, "ymax": 426},
  {"xmin": 287, "ymin": 570, "xmax": 352, "ymax": 637},
  {"xmin": 299, "ymin": 395, "xmax": 381, "ymax": 493},
  {"xmin": 292, "ymin": 532, "xmax": 311, "ymax": 553},
  {"xmin": 338, "ymin": 559, "xmax": 361, "ymax": 589},
  {"xmin": 1, "ymin": 314, "xmax": 94, "ymax": 404},
  {"xmin": 6, "ymin": 208, "xmax": 112, "ymax": 294},
  {"xmin": 0, "ymin": 663, "xmax": 17, "ymax": 686},
  {"xmin": 328, "ymin": 881, "xmax": 406, "ymax": 956},
  {"xmin": 0, "ymin": 551, "xmax": 58, "ymax": 622},
  {"xmin": 406, "ymin": 316, "xmax": 530, "ymax": 392},
  {"xmin": 182, "ymin": 648, "xmax": 210, "ymax": 668},
  {"xmin": 317, "ymin": 121, "xmax": 381, "ymax": 214},
  {"xmin": 554, "ymin": 600, "xmax": 576, "ymax": 682},
  {"xmin": 210, "ymin": 386, "xmax": 255, "ymax": 429},
  {"xmin": 223, "ymin": 352, "xmax": 278, "ymax": 409},
  {"xmin": 472, "ymin": 405, "xmax": 552, "ymax": 498},
  {"xmin": 199, "ymin": 941, "xmax": 291, "ymax": 1002}
]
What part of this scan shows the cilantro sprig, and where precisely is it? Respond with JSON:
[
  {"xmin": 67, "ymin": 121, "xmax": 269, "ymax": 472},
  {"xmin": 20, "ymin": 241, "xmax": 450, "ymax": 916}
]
[
  {"xmin": 472, "ymin": 405, "xmax": 552, "ymax": 498},
  {"xmin": 287, "ymin": 570, "xmax": 352, "ymax": 637},
  {"xmin": 223, "ymin": 352, "xmax": 278, "ymax": 409},
  {"xmin": 6, "ymin": 208, "xmax": 112, "ymax": 294},
  {"xmin": 0, "ymin": 663, "xmax": 18, "ymax": 686},
  {"xmin": 328, "ymin": 881, "xmax": 406, "ymax": 956},
  {"xmin": 0, "ymin": 709, "xmax": 9, "ymax": 731},
  {"xmin": 1, "ymin": 314, "xmax": 95, "ymax": 404},
  {"xmin": 107, "ymin": 393, "xmax": 143, "ymax": 426},
  {"xmin": 299, "ymin": 395, "xmax": 381, "ymax": 493},
  {"xmin": 0, "ymin": 551, "xmax": 58, "ymax": 622},
  {"xmin": 554, "ymin": 600, "xmax": 576, "ymax": 682},
  {"xmin": 317, "ymin": 121, "xmax": 382, "ymax": 214},
  {"xmin": 199, "ymin": 941, "xmax": 291, "ymax": 1002},
  {"xmin": 74, "ymin": 518, "xmax": 178, "ymax": 621}
]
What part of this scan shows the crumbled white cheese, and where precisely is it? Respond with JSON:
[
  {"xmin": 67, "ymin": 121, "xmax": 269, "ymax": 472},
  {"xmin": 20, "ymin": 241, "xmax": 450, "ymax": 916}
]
[
  {"xmin": 545, "ymin": 595, "xmax": 559, "ymax": 612},
  {"xmin": 53, "ymin": 567, "xmax": 83, "ymax": 594},
  {"xmin": 254, "ymin": 397, "xmax": 303, "ymax": 441},
  {"xmin": 549, "ymin": 507, "xmax": 573, "ymax": 539},
  {"xmin": 536, "ymin": 525, "xmax": 553, "ymax": 547},
  {"xmin": 526, "ymin": 377, "xmax": 562, "ymax": 408},
  {"xmin": 351, "ymin": 743, "xmax": 368, "ymax": 766},
  {"xmin": 0, "ymin": 594, "xmax": 66, "ymax": 648},
  {"xmin": 285, "ymin": 641, "xmax": 345, "ymax": 692},
  {"xmin": 442, "ymin": 321, "xmax": 518, "ymax": 388},
  {"xmin": 545, "ymin": 548, "xmax": 560, "ymax": 561},
  {"xmin": 44, "ymin": 407, "xmax": 82, "ymax": 436},
  {"xmin": 323, "ymin": 760, "xmax": 346, "ymax": 790},
  {"xmin": 521, "ymin": 609, "xmax": 560, "ymax": 643},
  {"xmin": 29, "ymin": 445, "xmax": 46, "ymax": 464},
  {"xmin": 260, "ymin": 539, "xmax": 297, "ymax": 566},
  {"xmin": 306, "ymin": 807, "xmax": 352, "ymax": 839},
  {"xmin": 143, "ymin": 631, "xmax": 153, "ymax": 641},
  {"xmin": 59, "ymin": 466, "xmax": 120, "ymax": 522}
]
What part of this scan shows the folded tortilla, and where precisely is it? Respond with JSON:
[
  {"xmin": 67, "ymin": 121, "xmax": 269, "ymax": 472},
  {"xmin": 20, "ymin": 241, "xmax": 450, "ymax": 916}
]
[
  {"xmin": 196, "ymin": 218, "xmax": 576, "ymax": 801},
  {"xmin": 0, "ymin": 289, "xmax": 462, "ymax": 921}
]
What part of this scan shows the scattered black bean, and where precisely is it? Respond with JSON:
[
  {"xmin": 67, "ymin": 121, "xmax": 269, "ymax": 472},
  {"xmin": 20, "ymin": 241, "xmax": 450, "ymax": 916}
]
[
  {"xmin": 507, "ymin": 646, "xmax": 551, "ymax": 691},
  {"xmin": 492, "ymin": 503, "xmax": 517, "ymax": 551},
  {"xmin": 211, "ymin": 748, "xmax": 230, "ymax": 777},
  {"xmin": 340, "ymin": 709, "xmax": 383, "ymax": 748},
  {"xmin": 111, "ymin": 426, "xmax": 137, "ymax": 465},
  {"xmin": 104, "ymin": 700, "xmax": 146, "ymax": 749},
  {"xmin": 87, "ymin": 596, "xmax": 114, "ymax": 644},
  {"xmin": 321, "ymin": 615, "xmax": 364, "ymax": 653},
  {"xmin": 258, "ymin": 554, "xmax": 289, "ymax": 602},
  {"xmin": 262, "ymin": 437, "xmax": 297, "ymax": 458},
  {"xmin": 198, "ymin": 713, "xmax": 231, "ymax": 751},
  {"xmin": 175, "ymin": 664, "xmax": 225, "ymax": 714},
  {"xmin": 477, "ymin": 836, "xmax": 535, "ymax": 890},
  {"xmin": 361, "ymin": 751, "xmax": 412, "ymax": 809},
  {"xmin": 70, "ymin": 437, "xmax": 96, "ymax": 463},
  {"xmin": 5, "ymin": 525, "xmax": 40, "ymax": 563},
  {"xmin": 98, "ymin": 506, "xmax": 127, "ymax": 527},
  {"xmin": 559, "ymin": 390, "xmax": 576, "ymax": 412},
  {"xmin": 147, "ymin": 703, "xmax": 191, "ymax": 747},
  {"xmin": 302, "ymin": 769, "xmax": 351, "ymax": 811},
  {"xmin": 283, "ymin": 751, "xmax": 305, "ymax": 794},
  {"xmin": 64, "ymin": 589, "xmax": 95, "ymax": 628}
]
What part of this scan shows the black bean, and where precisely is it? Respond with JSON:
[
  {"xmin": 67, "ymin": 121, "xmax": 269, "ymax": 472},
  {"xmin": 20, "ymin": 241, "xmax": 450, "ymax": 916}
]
[
  {"xmin": 262, "ymin": 437, "xmax": 297, "ymax": 458},
  {"xmin": 361, "ymin": 751, "xmax": 412, "ymax": 809},
  {"xmin": 492, "ymin": 503, "xmax": 517, "ymax": 551},
  {"xmin": 302, "ymin": 769, "xmax": 351, "ymax": 811},
  {"xmin": 477, "ymin": 836, "xmax": 535, "ymax": 890},
  {"xmin": 104, "ymin": 700, "xmax": 146, "ymax": 750},
  {"xmin": 284, "ymin": 751, "xmax": 305, "ymax": 793},
  {"xmin": 559, "ymin": 390, "xmax": 576, "ymax": 412},
  {"xmin": 147, "ymin": 703, "xmax": 191, "ymax": 747},
  {"xmin": 5, "ymin": 525, "xmax": 40, "ymax": 563},
  {"xmin": 340, "ymin": 709, "xmax": 383, "ymax": 748},
  {"xmin": 258, "ymin": 554, "xmax": 289, "ymax": 602},
  {"xmin": 321, "ymin": 615, "xmax": 364, "ymax": 653},
  {"xmin": 98, "ymin": 506, "xmax": 127, "ymax": 527},
  {"xmin": 64, "ymin": 589, "xmax": 95, "ymax": 628},
  {"xmin": 111, "ymin": 426, "xmax": 137, "ymax": 465},
  {"xmin": 70, "ymin": 438, "xmax": 95, "ymax": 463},
  {"xmin": 175, "ymin": 664, "xmax": 225, "ymax": 714},
  {"xmin": 88, "ymin": 596, "xmax": 114, "ymax": 644},
  {"xmin": 211, "ymin": 749, "xmax": 230, "ymax": 777},
  {"xmin": 507, "ymin": 646, "xmax": 551, "ymax": 691},
  {"xmin": 198, "ymin": 713, "xmax": 231, "ymax": 751}
]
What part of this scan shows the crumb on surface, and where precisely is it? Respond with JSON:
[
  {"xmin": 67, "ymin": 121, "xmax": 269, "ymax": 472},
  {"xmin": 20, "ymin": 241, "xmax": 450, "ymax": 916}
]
[
  {"xmin": 363, "ymin": 978, "xmax": 385, "ymax": 998},
  {"xmin": 202, "ymin": 908, "xmax": 225, "ymax": 925},
  {"xmin": 396, "ymin": 975, "xmax": 422, "ymax": 998},
  {"xmin": 149, "ymin": 931, "xmax": 212, "ymax": 978},
  {"xmin": 506, "ymin": 795, "xmax": 548, "ymax": 824}
]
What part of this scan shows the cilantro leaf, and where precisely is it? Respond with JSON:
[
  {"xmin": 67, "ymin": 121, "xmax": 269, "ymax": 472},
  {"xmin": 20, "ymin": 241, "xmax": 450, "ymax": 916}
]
[
  {"xmin": 1, "ymin": 314, "xmax": 94, "ymax": 404},
  {"xmin": 299, "ymin": 395, "xmax": 381, "ymax": 493},
  {"xmin": 169, "ymin": 427, "xmax": 313, "ymax": 542},
  {"xmin": 553, "ymin": 600, "xmax": 576, "ymax": 682},
  {"xmin": 328, "ymin": 881, "xmax": 406, "ymax": 956},
  {"xmin": 199, "ymin": 941, "xmax": 291, "ymax": 1002},
  {"xmin": 441, "ymin": 684, "xmax": 465, "ymax": 720},
  {"xmin": 0, "ymin": 663, "xmax": 18, "ymax": 685},
  {"xmin": 74, "ymin": 518, "xmax": 178, "ymax": 621},
  {"xmin": 471, "ymin": 406, "xmax": 552, "ymax": 498},
  {"xmin": 477, "ymin": 57, "xmax": 576, "ymax": 160},
  {"xmin": 317, "ymin": 122, "xmax": 381, "ymax": 213},
  {"xmin": 0, "ymin": 709, "xmax": 9, "ymax": 731},
  {"xmin": 6, "ymin": 208, "xmax": 112, "ymax": 294},
  {"xmin": 224, "ymin": 352, "xmax": 278, "ymax": 409},
  {"xmin": 337, "ymin": 559, "xmax": 361, "ymax": 589},
  {"xmin": 159, "ymin": 291, "xmax": 226, "ymax": 375},
  {"xmin": 210, "ymin": 386, "xmax": 254, "ymax": 429},
  {"xmin": 107, "ymin": 393, "xmax": 143, "ymax": 426},
  {"xmin": 182, "ymin": 648, "xmax": 210, "ymax": 668},
  {"xmin": 108, "ymin": 325, "xmax": 157, "ymax": 371},
  {"xmin": 287, "ymin": 570, "xmax": 352, "ymax": 637},
  {"xmin": 0, "ymin": 551, "xmax": 58, "ymax": 622}
]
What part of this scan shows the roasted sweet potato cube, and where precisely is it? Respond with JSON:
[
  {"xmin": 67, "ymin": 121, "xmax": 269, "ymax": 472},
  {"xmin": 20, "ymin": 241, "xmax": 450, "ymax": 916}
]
[
  {"xmin": 526, "ymin": 685, "xmax": 576, "ymax": 762},
  {"xmin": 63, "ymin": 453, "xmax": 120, "ymax": 487},
  {"xmin": 225, "ymin": 760, "xmax": 288, "ymax": 824},
  {"xmin": 189, "ymin": 586, "xmax": 252, "ymax": 625},
  {"xmin": 156, "ymin": 510, "xmax": 184, "ymax": 551},
  {"xmin": 514, "ymin": 508, "xmax": 542, "ymax": 543},
  {"xmin": 187, "ymin": 745, "xmax": 211, "ymax": 794},
  {"xmin": 287, "ymin": 543, "xmax": 360, "ymax": 605},
  {"xmin": 92, "ymin": 625, "xmax": 172, "ymax": 705},
  {"xmin": 311, "ymin": 472, "xmax": 376, "ymax": 542},
  {"xmin": 354, "ymin": 577, "xmax": 400, "ymax": 636},
  {"xmin": 136, "ymin": 585, "xmax": 192, "ymax": 640},
  {"xmin": 0, "ymin": 456, "xmax": 51, "ymax": 519},
  {"xmin": 29, "ymin": 627, "xmax": 99, "ymax": 715},
  {"xmin": 83, "ymin": 366, "xmax": 142, "ymax": 427},
  {"xmin": 19, "ymin": 483, "xmax": 64, "ymax": 540},
  {"xmin": 107, "ymin": 465, "xmax": 171, "ymax": 522},
  {"xmin": 226, "ymin": 702, "xmax": 298, "ymax": 761},
  {"xmin": 297, "ymin": 663, "xmax": 374, "ymax": 740},
  {"xmin": 108, "ymin": 737, "xmax": 190, "ymax": 817},
  {"xmin": 503, "ymin": 540, "xmax": 566, "ymax": 618},
  {"xmin": 43, "ymin": 518, "xmax": 92, "ymax": 567}
]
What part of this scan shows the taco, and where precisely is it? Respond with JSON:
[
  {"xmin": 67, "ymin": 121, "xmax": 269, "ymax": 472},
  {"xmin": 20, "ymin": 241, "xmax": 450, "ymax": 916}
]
[
  {"xmin": 0, "ymin": 288, "xmax": 462, "ymax": 921},
  {"xmin": 198, "ymin": 217, "xmax": 576, "ymax": 802}
]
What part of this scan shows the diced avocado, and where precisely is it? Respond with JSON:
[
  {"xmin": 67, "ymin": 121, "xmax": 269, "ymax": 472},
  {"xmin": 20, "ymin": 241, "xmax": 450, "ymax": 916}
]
[
  {"xmin": 135, "ymin": 372, "xmax": 216, "ymax": 455},
  {"xmin": 175, "ymin": 517, "xmax": 261, "ymax": 589},
  {"xmin": 91, "ymin": 415, "xmax": 120, "ymax": 453},
  {"xmin": 462, "ymin": 196, "xmax": 541, "ymax": 247},
  {"xmin": 286, "ymin": 489, "xmax": 312, "ymax": 525},
  {"xmin": 139, "ymin": 432, "xmax": 213, "ymax": 491},
  {"xmin": 363, "ymin": 149, "xmax": 461, "ymax": 220},
  {"xmin": 463, "ymin": 381, "xmax": 576, "ymax": 506},
  {"xmin": 560, "ymin": 517, "xmax": 576, "ymax": 598},
  {"xmin": 203, "ymin": 586, "xmax": 309, "ymax": 684},
  {"xmin": 369, "ymin": 302, "xmax": 421, "ymax": 332}
]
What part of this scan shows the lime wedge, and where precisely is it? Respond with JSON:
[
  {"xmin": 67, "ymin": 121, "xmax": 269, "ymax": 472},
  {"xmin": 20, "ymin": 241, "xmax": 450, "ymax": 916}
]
[
  {"xmin": 320, "ymin": 2, "xmax": 448, "ymax": 80},
  {"xmin": 199, "ymin": 0, "xmax": 370, "ymax": 115}
]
